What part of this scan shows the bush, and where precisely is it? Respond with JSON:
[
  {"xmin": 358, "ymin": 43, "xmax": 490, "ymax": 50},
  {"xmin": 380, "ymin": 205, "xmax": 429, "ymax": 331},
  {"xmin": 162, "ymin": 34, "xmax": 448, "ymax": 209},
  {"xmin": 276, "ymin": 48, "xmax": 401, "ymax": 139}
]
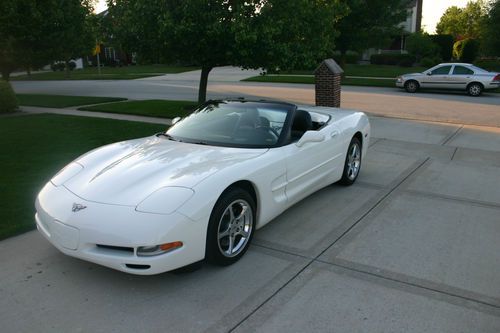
[
  {"xmin": 398, "ymin": 54, "xmax": 416, "ymax": 67},
  {"xmin": 332, "ymin": 51, "xmax": 359, "ymax": 64},
  {"xmin": 430, "ymin": 34, "xmax": 454, "ymax": 61},
  {"xmin": 475, "ymin": 59, "xmax": 500, "ymax": 72},
  {"xmin": 0, "ymin": 80, "xmax": 18, "ymax": 113},
  {"xmin": 420, "ymin": 56, "xmax": 442, "ymax": 68},
  {"xmin": 68, "ymin": 61, "xmax": 77, "ymax": 71},
  {"xmin": 50, "ymin": 62, "xmax": 65, "ymax": 71},
  {"xmin": 460, "ymin": 39, "xmax": 480, "ymax": 63},
  {"xmin": 406, "ymin": 32, "xmax": 439, "ymax": 61},
  {"xmin": 370, "ymin": 53, "xmax": 416, "ymax": 66}
]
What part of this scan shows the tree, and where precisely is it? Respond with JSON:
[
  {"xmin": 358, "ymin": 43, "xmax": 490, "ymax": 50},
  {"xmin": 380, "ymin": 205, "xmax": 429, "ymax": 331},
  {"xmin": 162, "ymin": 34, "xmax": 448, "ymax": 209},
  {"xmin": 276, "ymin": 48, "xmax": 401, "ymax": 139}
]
[
  {"xmin": 406, "ymin": 32, "xmax": 439, "ymax": 62},
  {"xmin": 107, "ymin": 0, "xmax": 344, "ymax": 104},
  {"xmin": 334, "ymin": 0, "xmax": 410, "ymax": 67},
  {"xmin": 482, "ymin": 0, "xmax": 500, "ymax": 56},
  {"xmin": 436, "ymin": 1, "xmax": 488, "ymax": 39},
  {"xmin": 0, "ymin": 0, "xmax": 94, "ymax": 80},
  {"xmin": 50, "ymin": 0, "xmax": 94, "ymax": 77}
]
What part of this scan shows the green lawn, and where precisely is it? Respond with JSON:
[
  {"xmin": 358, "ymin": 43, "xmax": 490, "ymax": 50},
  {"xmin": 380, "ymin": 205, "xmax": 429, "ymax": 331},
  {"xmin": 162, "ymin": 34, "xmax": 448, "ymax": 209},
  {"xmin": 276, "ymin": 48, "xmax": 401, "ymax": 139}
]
[
  {"xmin": 78, "ymin": 100, "xmax": 199, "ymax": 118},
  {"xmin": 11, "ymin": 65, "xmax": 199, "ymax": 81},
  {"xmin": 268, "ymin": 64, "xmax": 427, "ymax": 78},
  {"xmin": 17, "ymin": 94, "xmax": 127, "ymax": 108},
  {"xmin": 0, "ymin": 114, "xmax": 165, "ymax": 240},
  {"xmin": 243, "ymin": 75, "xmax": 395, "ymax": 87}
]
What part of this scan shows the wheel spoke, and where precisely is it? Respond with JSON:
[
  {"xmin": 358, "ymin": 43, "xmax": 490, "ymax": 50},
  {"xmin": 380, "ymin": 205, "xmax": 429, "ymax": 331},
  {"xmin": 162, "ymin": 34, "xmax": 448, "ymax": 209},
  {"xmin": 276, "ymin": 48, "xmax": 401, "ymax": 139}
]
[
  {"xmin": 227, "ymin": 234, "xmax": 234, "ymax": 254},
  {"xmin": 236, "ymin": 204, "xmax": 248, "ymax": 220},
  {"xmin": 218, "ymin": 228, "xmax": 230, "ymax": 240}
]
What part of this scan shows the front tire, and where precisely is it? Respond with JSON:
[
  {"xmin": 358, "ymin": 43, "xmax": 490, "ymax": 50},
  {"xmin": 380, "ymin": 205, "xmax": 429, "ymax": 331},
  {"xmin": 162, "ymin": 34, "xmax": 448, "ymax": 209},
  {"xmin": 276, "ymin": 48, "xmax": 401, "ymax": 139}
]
[
  {"xmin": 206, "ymin": 187, "xmax": 255, "ymax": 266},
  {"xmin": 338, "ymin": 137, "xmax": 362, "ymax": 186},
  {"xmin": 404, "ymin": 80, "xmax": 419, "ymax": 93},
  {"xmin": 467, "ymin": 82, "xmax": 483, "ymax": 96}
]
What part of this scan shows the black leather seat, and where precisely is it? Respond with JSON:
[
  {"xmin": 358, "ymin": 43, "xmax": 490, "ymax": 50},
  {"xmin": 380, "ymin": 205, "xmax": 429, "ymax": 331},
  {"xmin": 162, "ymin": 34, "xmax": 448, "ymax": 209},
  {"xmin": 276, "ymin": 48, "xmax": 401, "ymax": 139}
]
[{"xmin": 291, "ymin": 110, "xmax": 312, "ymax": 140}]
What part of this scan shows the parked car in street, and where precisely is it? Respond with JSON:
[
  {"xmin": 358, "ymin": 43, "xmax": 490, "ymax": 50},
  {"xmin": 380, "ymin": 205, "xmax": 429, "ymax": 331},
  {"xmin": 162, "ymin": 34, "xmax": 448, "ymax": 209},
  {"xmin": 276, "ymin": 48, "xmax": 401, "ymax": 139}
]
[{"xmin": 396, "ymin": 63, "xmax": 500, "ymax": 96}]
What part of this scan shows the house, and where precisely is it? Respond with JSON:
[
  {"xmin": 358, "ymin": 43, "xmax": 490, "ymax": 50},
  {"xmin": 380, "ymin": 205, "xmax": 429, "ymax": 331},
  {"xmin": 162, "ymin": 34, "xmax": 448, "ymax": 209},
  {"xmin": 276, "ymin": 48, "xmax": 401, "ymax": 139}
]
[{"xmin": 362, "ymin": 0, "xmax": 423, "ymax": 60}]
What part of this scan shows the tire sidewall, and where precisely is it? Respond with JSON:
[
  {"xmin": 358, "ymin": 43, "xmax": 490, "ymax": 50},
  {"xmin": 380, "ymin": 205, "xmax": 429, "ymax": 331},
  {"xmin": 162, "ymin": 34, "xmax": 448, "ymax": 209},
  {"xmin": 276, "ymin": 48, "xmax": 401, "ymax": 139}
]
[
  {"xmin": 468, "ymin": 83, "xmax": 482, "ymax": 96},
  {"xmin": 405, "ymin": 80, "xmax": 418, "ymax": 93},
  {"xmin": 206, "ymin": 188, "xmax": 256, "ymax": 266},
  {"xmin": 339, "ymin": 137, "xmax": 362, "ymax": 186}
]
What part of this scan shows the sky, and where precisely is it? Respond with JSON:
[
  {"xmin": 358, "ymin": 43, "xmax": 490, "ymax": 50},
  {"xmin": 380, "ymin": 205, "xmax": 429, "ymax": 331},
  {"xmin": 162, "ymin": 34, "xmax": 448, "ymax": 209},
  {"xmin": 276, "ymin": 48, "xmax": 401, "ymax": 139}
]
[
  {"xmin": 421, "ymin": 0, "xmax": 472, "ymax": 33},
  {"xmin": 94, "ymin": 0, "xmax": 475, "ymax": 34}
]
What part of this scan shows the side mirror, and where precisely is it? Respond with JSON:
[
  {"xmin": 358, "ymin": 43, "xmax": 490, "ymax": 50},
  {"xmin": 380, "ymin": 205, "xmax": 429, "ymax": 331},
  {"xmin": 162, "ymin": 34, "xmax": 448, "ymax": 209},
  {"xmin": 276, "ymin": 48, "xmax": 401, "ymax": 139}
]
[
  {"xmin": 171, "ymin": 117, "xmax": 181, "ymax": 125},
  {"xmin": 426, "ymin": 72, "xmax": 432, "ymax": 76},
  {"xmin": 296, "ymin": 131, "xmax": 325, "ymax": 147}
]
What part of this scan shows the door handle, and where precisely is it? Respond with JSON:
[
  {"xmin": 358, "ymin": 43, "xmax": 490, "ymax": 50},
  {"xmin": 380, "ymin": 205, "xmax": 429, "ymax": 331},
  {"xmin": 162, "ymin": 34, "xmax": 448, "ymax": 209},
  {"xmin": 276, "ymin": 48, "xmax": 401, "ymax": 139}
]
[{"xmin": 330, "ymin": 130, "xmax": 339, "ymax": 138}]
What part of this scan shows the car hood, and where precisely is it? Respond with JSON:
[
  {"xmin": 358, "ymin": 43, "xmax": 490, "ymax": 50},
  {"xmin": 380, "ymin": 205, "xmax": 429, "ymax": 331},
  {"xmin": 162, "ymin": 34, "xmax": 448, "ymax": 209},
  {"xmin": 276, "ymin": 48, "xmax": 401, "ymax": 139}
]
[
  {"xmin": 63, "ymin": 136, "xmax": 267, "ymax": 206},
  {"xmin": 402, "ymin": 73, "xmax": 422, "ymax": 77}
]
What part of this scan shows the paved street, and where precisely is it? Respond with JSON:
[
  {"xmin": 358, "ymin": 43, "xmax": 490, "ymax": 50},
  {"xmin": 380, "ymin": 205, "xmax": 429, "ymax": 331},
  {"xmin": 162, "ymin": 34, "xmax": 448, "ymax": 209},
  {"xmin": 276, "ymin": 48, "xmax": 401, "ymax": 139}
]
[
  {"xmin": 11, "ymin": 66, "xmax": 500, "ymax": 127},
  {"xmin": 1, "ymin": 112, "xmax": 500, "ymax": 332}
]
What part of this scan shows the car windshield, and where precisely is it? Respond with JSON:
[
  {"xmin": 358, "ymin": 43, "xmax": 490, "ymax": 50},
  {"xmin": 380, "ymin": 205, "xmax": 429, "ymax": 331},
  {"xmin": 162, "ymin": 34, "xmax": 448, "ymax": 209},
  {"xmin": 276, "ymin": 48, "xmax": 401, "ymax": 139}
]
[{"xmin": 165, "ymin": 101, "xmax": 293, "ymax": 148}]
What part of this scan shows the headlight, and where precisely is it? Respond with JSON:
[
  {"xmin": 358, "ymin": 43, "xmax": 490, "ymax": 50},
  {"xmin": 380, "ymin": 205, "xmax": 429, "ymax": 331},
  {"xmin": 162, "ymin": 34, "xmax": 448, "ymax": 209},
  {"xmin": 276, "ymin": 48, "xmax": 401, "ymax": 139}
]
[
  {"xmin": 396, "ymin": 76, "xmax": 403, "ymax": 83},
  {"xmin": 51, "ymin": 162, "xmax": 84, "ymax": 186},
  {"xmin": 135, "ymin": 186, "xmax": 194, "ymax": 215}
]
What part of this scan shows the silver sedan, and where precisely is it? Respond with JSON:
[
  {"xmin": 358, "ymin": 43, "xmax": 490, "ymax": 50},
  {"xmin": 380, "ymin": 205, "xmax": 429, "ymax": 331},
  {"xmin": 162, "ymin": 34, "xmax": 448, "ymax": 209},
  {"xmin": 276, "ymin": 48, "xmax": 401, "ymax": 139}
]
[{"xmin": 396, "ymin": 63, "xmax": 500, "ymax": 96}]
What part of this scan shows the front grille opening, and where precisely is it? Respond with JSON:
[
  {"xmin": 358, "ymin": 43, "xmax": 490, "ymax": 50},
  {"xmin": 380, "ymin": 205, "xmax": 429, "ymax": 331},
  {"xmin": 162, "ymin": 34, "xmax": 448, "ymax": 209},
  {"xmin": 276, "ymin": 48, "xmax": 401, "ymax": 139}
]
[
  {"xmin": 125, "ymin": 264, "xmax": 151, "ymax": 270},
  {"xmin": 96, "ymin": 244, "xmax": 134, "ymax": 253}
]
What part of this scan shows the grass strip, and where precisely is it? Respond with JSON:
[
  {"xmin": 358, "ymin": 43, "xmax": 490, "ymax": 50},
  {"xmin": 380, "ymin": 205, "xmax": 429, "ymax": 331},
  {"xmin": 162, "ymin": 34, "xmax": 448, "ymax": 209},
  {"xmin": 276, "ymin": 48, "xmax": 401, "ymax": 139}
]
[
  {"xmin": 0, "ymin": 114, "xmax": 165, "ymax": 240},
  {"xmin": 78, "ymin": 99, "xmax": 199, "ymax": 119},
  {"xmin": 11, "ymin": 65, "xmax": 199, "ymax": 81},
  {"xmin": 17, "ymin": 94, "xmax": 127, "ymax": 108}
]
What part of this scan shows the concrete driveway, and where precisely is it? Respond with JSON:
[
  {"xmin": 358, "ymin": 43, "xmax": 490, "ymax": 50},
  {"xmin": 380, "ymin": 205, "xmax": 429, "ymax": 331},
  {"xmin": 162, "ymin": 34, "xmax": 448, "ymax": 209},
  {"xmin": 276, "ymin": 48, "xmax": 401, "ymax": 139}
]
[{"xmin": 1, "ymin": 115, "xmax": 500, "ymax": 332}]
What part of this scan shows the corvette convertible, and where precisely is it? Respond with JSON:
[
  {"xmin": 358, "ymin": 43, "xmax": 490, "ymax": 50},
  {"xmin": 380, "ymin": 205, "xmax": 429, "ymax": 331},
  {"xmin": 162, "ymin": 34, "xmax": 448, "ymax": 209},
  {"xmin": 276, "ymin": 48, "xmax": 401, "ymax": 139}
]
[{"xmin": 35, "ymin": 99, "xmax": 370, "ymax": 275}]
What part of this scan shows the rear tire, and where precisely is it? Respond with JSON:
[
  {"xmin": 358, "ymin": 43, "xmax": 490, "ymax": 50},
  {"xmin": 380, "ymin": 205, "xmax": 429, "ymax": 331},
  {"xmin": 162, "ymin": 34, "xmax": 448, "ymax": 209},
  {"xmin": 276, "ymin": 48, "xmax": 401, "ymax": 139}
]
[
  {"xmin": 467, "ymin": 82, "xmax": 483, "ymax": 96},
  {"xmin": 338, "ymin": 137, "xmax": 362, "ymax": 186},
  {"xmin": 404, "ymin": 80, "xmax": 419, "ymax": 93},
  {"xmin": 206, "ymin": 187, "xmax": 255, "ymax": 266}
]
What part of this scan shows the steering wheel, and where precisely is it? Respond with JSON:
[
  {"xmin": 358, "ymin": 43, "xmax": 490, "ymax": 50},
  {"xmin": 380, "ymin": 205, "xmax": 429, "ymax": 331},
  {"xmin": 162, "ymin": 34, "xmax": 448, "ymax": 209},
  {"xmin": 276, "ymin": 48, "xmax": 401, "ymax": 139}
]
[{"xmin": 256, "ymin": 126, "xmax": 280, "ymax": 141}]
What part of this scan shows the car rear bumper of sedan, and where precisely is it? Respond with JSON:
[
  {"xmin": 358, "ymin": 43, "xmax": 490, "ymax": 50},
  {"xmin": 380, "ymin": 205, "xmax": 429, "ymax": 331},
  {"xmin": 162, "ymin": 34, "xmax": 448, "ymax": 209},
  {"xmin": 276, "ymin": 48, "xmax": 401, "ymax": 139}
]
[{"xmin": 35, "ymin": 182, "xmax": 206, "ymax": 275}]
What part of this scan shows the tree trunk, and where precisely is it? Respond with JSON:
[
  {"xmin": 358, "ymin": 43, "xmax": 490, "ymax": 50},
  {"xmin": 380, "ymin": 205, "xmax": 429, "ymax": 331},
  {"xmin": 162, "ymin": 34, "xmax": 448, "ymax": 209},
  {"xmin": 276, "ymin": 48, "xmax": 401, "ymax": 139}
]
[
  {"xmin": 65, "ymin": 59, "xmax": 70, "ymax": 78},
  {"xmin": 1, "ymin": 69, "xmax": 10, "ymax": 81},
  {"xmin": 339, "ymin": 50, "xmax": 347, "ymax": 76},
  {"xmin": 198, "ymin": 66, "xmax": 212, "ymax": 104}
]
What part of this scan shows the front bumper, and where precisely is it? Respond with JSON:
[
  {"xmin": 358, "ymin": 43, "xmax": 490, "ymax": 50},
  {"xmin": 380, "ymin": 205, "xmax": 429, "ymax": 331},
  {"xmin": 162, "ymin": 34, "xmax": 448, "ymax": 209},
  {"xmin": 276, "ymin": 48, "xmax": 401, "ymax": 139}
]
[{"xmin": 35, "ymin": 182, "xmax": 206, "ymax": 275}]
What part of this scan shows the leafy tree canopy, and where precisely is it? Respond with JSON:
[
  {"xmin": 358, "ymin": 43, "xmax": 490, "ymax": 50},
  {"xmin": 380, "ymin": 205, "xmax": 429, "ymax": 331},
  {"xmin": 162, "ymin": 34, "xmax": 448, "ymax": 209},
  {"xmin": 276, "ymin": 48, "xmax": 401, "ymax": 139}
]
[
  {"xmin": 334, "ymin": 0, "xmax": 411, "ymax": 64},
  {"xmin": 482, "ymin": 0, "xmax": 500, "ymax": 56},
  {"xmin": 107, "ymin": 0, "xmax": 345, "ymax": 103},
  {"xmin": 0, "ymin": 0, "xmax": 95, "ymax": 80},
  {"xmin": 436, "ymin": 0, "xmax": 488, "ymax": 39}
]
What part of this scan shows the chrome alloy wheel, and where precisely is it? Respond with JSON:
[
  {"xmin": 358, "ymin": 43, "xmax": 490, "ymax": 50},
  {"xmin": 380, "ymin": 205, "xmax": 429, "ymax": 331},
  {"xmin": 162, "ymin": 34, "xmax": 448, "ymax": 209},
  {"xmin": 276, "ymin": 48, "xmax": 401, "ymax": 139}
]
[
  {"xmin": 346, "ymin": 142, "xmax": 361, "ymax": 180},
  {"xmin": 217, "ymin": 199, "xmax": 253, "ymax": 257}
]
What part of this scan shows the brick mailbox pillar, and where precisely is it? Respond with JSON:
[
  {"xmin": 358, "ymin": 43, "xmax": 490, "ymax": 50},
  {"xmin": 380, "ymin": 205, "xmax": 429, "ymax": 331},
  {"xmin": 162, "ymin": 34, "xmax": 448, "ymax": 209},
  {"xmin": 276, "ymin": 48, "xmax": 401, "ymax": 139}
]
[{"xmin": 314, "ymin": 58, "xmax": 343, "ymax": 108}]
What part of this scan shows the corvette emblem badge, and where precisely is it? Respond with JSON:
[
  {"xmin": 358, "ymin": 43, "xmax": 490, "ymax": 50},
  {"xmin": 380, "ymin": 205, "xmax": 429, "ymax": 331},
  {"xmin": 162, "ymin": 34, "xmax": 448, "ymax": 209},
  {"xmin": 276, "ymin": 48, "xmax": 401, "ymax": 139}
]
[{"xmin": 72, "ymin": 203, "xmax": 87, "ymax": 212}]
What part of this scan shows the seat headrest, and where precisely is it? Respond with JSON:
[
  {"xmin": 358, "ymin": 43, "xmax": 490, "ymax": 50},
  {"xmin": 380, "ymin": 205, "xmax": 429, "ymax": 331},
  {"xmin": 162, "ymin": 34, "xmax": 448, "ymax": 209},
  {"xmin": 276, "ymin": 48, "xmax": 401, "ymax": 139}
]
[{"xmin": 292, "ymin": 110, "xmax": 312, "ymax": 132}]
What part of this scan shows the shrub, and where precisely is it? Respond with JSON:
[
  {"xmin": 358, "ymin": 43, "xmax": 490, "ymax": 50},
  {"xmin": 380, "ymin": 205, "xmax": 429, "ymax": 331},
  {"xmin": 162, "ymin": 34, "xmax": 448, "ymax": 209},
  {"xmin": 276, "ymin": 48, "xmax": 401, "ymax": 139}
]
[
  {"xmin": 420, "ymin": 56, "xmax": 442, "ymax": 68},
  {"xmin": 398, "ymin": 54, "xmax": 416, "ymax": 67},
  {"xmin": 370, "ymin": 53, "xmax": 416, "ymax": 66},
  {"xmin": 50, "ymin": 62, "xmax": 65, "ymax": 71},
  {"xmin": 430, "ymin": 34, "xmax": 454, "ymax": 61},
  {"xmin": 406, "ymin": 32, "xmax": 439, "ymax": 61},
  {"xmin": 0, "ymin": 80, "xmax": 18, "ymax": 113},
  {"xmin": 460, "ymin": 39, "xmax": 480, "ymax": 63},
  {"xmin": 475, "ymin": 59, "xmax": 500, "ymax": 72},
  {"xmin": 332, "ymin": 51, "xmax": 359, "ymax": 64},
  {"xmin": 68, "ymin": 61, "xmax": 77, "ymax": 71}
]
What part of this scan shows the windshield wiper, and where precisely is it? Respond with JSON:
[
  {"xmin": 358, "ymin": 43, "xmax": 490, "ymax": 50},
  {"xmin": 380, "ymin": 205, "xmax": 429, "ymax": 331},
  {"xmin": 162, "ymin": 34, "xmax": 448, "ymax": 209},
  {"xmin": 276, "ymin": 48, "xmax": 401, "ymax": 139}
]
[{"xmin": 157, "ymin": 133, "xmax": 178, "ymax": 141}]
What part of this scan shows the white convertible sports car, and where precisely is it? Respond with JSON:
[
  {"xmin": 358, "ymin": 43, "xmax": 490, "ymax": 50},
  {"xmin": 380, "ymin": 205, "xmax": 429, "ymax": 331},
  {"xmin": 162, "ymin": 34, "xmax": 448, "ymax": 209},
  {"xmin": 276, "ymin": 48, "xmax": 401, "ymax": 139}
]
[{"xmin": 35, "ymin": 99, "xmax": 370, "ymax": 275}]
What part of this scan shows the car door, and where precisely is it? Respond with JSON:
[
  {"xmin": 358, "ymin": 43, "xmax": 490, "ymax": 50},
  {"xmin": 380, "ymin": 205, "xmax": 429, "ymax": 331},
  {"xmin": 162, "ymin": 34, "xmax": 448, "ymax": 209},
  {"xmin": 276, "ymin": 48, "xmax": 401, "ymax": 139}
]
[
  {"xmin": 284, "ymin": 123, "xmax": 344, "ymax": 205},
  {"xmin": 421, "ymin": 65, "xmax": 452, "ymax": 89},
  {"xmin": 447, "ymin": 65, "xmax": 475, "ymax": 89}
]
